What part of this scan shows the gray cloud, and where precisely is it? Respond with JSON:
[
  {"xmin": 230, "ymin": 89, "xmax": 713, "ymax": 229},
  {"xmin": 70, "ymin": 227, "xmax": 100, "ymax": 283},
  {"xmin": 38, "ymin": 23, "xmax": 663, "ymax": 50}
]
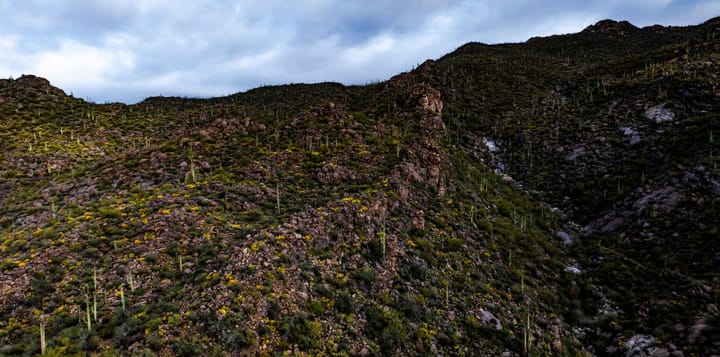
[{"xmin": 0, "ymin": 0, "xmax": 716, "ymax": 103}]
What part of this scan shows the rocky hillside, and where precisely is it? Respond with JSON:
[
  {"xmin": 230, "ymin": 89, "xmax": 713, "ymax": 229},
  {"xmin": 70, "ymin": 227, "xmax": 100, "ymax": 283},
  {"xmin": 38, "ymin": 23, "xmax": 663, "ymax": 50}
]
[
  {"xmin": 416, "ymin": 17, "xmax": 720, "ymax": 356},
  {"xmin": 0, "ymin": 17, "xmax": 718, "ymax": 356}
]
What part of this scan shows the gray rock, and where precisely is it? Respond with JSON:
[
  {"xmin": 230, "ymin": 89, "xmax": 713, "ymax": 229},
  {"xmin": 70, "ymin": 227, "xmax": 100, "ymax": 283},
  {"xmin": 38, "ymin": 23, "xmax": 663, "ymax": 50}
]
[
  {"xmin": 687, "ymin": 318, "xmax": 708, "ymax": 344},
  {"xmin": 0, "ymin": 345, "xmax": 22, "ymax": 355},
  {"xmin": 645, "ymin": 103, "xmax": 675, "ymax": 123},
  {"xmin": 620, "ymin": 127, "xmax": 642, "ymax": 144},
  {"xmin": 484, "ymin": 138, "xmax": 498, "ymax": 152},
  {"xmin": 626, "ymin": 334, "xmax": 656, "ymax": 356},
  {"xmin": 649, "ymin": 347, "xmax": 670, "ymax": 357},
  {"xmin": 711, "ymin": 181, "xmax": 720, "ymax": 196},
  {"xmin": 478, "ymin": 308, "xmax": 503, "ymax": 330},
  {"xmin": 564, "ymin": 145, "xmax": 585, "ymax": 161},
  {"xmin": 633, "ymin": 186, "xmax": 679, "ymax": 215},
  {"xmin": 557, "ymin": 231, "xmax": 574, "ymax": 245},
  {"xmin": 658, "ymin": 190, "xmax": 679, "ymax": 214},
  {"xmin": 565, "ymin": 264, "xmax": 582, "ymax": 274},
  {"xmin": 602, "ymin": 217, "xmax": 625, "ymax": 233},
  {"xmin": 681, "ymin": 172, "xmax": 698, "ymax": 184}
]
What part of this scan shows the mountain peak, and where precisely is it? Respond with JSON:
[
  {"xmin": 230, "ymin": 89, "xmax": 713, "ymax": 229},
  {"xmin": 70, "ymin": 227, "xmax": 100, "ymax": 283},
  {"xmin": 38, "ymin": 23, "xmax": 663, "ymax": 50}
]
[
  {"xmin": 583, "ymin": 19, "xmax": 639, "ymax": 36},
  {"xmin": 703, "ymin": 16, "xmax": 720, "ymax": 26},
  {"xmin": 0, "ymin": 74, "xmax": 67, "ymax": 101}
]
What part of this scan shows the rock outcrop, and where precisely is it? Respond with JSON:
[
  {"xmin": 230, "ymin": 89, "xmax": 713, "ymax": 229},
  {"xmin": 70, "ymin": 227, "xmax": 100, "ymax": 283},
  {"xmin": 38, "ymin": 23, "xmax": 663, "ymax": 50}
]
[
  {"xmin": 583, "ymin": 19, "xmax": 639, "ymax": 36},
  {"xmin": 391, "ymin": 83, "xmax": 449, "ymax": 198}
]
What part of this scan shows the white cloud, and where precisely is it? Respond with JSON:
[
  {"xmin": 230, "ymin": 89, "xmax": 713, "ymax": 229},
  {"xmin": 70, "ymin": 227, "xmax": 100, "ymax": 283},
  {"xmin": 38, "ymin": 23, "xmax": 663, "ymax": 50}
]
[
  {"xmin": 685, "ymin": 1, "xmax": 720, "ymax": 23},
  {"xmin": 611, "ymin": 0, "xmax": 673, "ymax": 6},
  {"xmin": 528, "ymin": 13, "xmax": 601, "ymax": 39},
  {"xmin": 227, "ymin": 46, "xmax": 283, "ymax": 71},
  {"xmin": 24, "ymin": 39, "xmax": 134, "ymax": 98},
  {"xmin": 0, "ymin": 0, "xmax": 716, "ymax": 102},
  {"xmin": 0, "ymin": 36, "xmax": 16, "ymax": 49},
  {"xmin": 341, "ymin": 34, "xmax": 395, "ymax": 66}
]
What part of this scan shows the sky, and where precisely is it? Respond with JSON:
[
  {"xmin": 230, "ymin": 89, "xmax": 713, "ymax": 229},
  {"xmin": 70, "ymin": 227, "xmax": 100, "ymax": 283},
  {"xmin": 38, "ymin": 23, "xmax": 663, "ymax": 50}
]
[{"xmin": 0, "ymin": 0, "xmax": 717, "ymax": 104}]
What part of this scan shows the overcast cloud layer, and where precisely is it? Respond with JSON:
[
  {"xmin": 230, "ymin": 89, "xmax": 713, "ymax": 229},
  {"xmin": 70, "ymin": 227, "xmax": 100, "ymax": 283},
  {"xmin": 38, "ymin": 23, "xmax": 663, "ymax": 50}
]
[{"xmin": 0, "ymin": 0, "xmax": 717, "ymax": 103}]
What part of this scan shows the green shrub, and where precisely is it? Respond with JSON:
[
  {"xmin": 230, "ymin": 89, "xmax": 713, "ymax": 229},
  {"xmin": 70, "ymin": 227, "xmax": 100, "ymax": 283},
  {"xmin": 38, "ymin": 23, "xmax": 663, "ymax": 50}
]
[
  {"xmin": 173, "ymin": 337, "xmax": 200, "ymax": 357},
  {"xmin": 9, "ymin": 239, "xmax": 28, "ymax": 253},
  {"xmin": 242, "ymin": 209, "xmax": 265, "ymax": 223},
  {"xmin": 446, "ymin": 238, "xmax": 464, "ymax": 251},
  {"xmin": 279, "ymin": 313, "xmax": 322, "ymax": 351},
  {"xmin": 307, "ymin": 299, "xmax": 325, "ymax": 315},
  {"xmin": 352, "ymin": 267, "xmax": 376, "ymax": 283},
  {"xmin": 335, "ymin": 293, "xmax": 354, "ymax": 314},
  {"xmin": 365, "ymin": 306, "xmax": 407, "ymax": 353},
  {"xmin": 99, "ymin": 207, "xmax": 122, "ymax": 218},
  {"xmin": 3, "ymin": 169, "xmax": 18, "ymax": 178}
]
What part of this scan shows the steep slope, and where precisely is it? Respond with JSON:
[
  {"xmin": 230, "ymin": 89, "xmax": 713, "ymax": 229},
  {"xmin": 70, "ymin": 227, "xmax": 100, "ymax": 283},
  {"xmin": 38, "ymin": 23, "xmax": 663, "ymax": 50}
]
[
  {"xmin": 0, "ymin": 74, "xmax": 580, "ymax": 355},
  {"xmin": 418, "ymin": 17, "xmax": 720, "ymax": 355}
]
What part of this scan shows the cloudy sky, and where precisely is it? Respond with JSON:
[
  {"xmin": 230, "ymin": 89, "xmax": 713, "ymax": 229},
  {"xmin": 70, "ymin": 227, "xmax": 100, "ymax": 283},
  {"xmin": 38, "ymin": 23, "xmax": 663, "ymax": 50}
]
[{"xmin": 0, "ymin": 0, "xmax": 717, "ymax": 103}]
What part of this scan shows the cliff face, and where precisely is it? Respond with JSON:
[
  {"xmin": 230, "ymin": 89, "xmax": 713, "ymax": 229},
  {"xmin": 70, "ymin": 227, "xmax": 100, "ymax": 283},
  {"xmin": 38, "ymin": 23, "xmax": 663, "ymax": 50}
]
[{"xmin": 0, "ymin": 16, "xmax": 719, "ymax": 357}]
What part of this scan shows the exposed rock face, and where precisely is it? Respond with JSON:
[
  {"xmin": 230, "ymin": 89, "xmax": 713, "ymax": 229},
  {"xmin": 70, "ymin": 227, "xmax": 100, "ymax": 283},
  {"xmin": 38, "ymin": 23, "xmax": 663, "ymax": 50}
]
[
  {"xmin": 416, "ymin": 85, "xmax": 443, "ymax": 115},
  {"xmin": 411, "ymin": 210, "xmax": 425, "ymax": 231},
  {"xmin": 415, "ymin": 59, "xmax": 437, "ymax": 77},
  {"xmin": 633, "ymin": 186, "xmax": 680, "ymax": 215},
  {"xmin": 289, "ymin": 102, "xmax": 352, "ymax": 127},
  {"xmin": 711, "ymin": 180, "xmax": 720, "ymax": 196},
  {"xmin": 586, "ymin": 185, "xmax": 682, "ymax": 233},
  {"xmin": 624, "ymin": 334, "xmax": 657, "ymax": 356},
  {"xmin": 645, "ymin": 103, "xmax": 675, "ymax": 123},
  {"xmin": 391, "ymin": 83, "xmax": 449, "ymax": 198},
  {"xmin": 620, "ymin": 127, "xmax": 642, "ymax": 145},
  {"xmin": 583, "ymin": 19, "xmax": 639, "ymax": 36},
  {"xmin": 583, "ymin": 212, "xmax": 624, "ymax": 233},
  {"xmin": 557, "ymin": 231, "xmax": 574, "ymax": 245},
  {"xmin": 0, "ymin": 74, "xmax": 67, "ymax": 100},
  {"xmin": 564, "ymin": 145, "xmax": 585, "ymax": 161},
  {"xmin": 316, "ymin": 163, "xmax": 358, "ymax": 185},
  {"xmin": 477, "ymin": 308, "xmax": 503, "ymax": 330}
]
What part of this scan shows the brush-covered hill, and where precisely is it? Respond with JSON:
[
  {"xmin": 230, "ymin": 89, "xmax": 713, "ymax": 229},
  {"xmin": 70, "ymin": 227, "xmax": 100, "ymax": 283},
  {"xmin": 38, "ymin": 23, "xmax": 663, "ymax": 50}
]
[
  {"xmin": 415, "ymin": 17, "xmax": 720, "ymax": 355},
  {"xmin": 0, "ymin": 75, "xmax": 583, "ymax": 356},
  {"xmin": 0, "ymin": 16, "xmax": 718, "ymax": 356}
]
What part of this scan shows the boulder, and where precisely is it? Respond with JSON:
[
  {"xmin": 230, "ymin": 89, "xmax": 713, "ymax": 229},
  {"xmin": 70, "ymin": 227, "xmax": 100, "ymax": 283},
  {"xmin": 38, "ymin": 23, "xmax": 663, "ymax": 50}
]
[
  {"xmin": 564, "ymin": 145, "xmax": 585, "ymax": 161},
  {"xmin": 633, "ymin": 186, "xmax": 679, "ymax": 215},
  {"xmin": 557, "ymin": 231, "xmax": 574, "ymax": 245},
  {"xmin": 620, "ymin": 127, "xmax": 642, "ymax": 144},
  {"xmin": 645, "ymin": 103, "xmax": 675, "ymax": 123},
  {"xmin": 711, "ymin": 180, "xmax": 720, "ymax": 196},
  {"xmin": 478, "ymin": 308, "xmax": 503, "ymax": 330}
]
